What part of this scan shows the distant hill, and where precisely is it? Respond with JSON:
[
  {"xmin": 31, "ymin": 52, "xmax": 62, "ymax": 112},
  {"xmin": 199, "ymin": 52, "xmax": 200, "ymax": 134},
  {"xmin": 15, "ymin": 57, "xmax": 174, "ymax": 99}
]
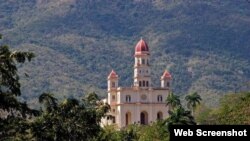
[{"xmin": 1, "ymin": 0, "xmax": 250, "ymax": 107}]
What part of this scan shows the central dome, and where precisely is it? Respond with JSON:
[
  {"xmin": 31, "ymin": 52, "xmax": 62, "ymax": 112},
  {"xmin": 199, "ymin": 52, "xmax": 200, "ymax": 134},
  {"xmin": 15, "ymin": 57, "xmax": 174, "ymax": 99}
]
[{"xmin": 135, "ymin": 39, "xmax": 149, "ymax": 54}]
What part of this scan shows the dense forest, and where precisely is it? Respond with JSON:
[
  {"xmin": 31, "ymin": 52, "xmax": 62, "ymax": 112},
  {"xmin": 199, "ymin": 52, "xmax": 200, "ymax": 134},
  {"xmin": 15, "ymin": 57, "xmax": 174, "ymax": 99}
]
[
  {"xmin": 1, "ymin": 38, "xmax": 250, "ymax": 140},
  {"xmin": 0, "ymin": 0, "xmax": 250, "ymax": 107}
]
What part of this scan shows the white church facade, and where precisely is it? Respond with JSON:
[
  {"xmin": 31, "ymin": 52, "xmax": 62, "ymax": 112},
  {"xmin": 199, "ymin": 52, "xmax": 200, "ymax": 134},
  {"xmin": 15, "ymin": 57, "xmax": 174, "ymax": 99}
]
[{"xmin": 102, "ymin": 39, "xmax": 172, "ymax": 128}]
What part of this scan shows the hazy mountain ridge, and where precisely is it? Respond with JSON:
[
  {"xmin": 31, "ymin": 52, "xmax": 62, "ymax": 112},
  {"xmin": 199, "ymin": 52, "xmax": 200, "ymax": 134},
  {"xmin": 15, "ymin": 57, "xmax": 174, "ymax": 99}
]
[{"xmin": 1, "ymin": 0, "xmax": 250, "ymax": 107}]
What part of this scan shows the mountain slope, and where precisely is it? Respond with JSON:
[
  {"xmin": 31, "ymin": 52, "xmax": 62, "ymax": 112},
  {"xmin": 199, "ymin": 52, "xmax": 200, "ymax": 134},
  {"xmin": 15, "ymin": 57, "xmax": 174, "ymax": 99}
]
[{"xmin": 1, "ymin": 0, "xmax": 250, "ymax": 107}]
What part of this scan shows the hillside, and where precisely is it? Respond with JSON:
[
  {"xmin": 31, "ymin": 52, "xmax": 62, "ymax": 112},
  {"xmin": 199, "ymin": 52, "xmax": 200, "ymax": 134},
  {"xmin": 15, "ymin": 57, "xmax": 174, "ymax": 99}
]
[{"xmin": 0, "ymin": 0, "xmax": 250, "ymax": 107}]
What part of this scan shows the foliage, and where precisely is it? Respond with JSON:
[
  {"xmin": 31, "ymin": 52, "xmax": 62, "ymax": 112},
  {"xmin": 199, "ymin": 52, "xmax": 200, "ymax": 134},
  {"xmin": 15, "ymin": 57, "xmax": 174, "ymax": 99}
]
[
  {"xmin": 97, "ymin": 122, "xmax": 169, "ymax": 141},
  {"xmin": 196, "ymin": 92, "xmax": 250, "ymax": 124},
  {"xmin": 0, "ymin": 34, "xmax": 38, "ymax": 140},
  {"xmin": 166, "ymin": 106, "xmax": 196, "ymax": 126},
  {"xmin": 194, "ymin": 104, "xmax": 212, "ymax": 124},
  {"xmin": 1, "ymin": 0, "xmax": 250, "ymax": 107},
  {"xmin": 185, "ymin": 92, "xmax": 202, "ymax": 115},
  {"xmin": 31, "ymin": 92, "xmax": 110, "ymax": 141},
  {"xmin": 166, "ymin": 92, "xmax": 181, "ymax": 110},
  {"xmin": 165, "ymin": 92, "xmax": 196, "ymax": 130}
]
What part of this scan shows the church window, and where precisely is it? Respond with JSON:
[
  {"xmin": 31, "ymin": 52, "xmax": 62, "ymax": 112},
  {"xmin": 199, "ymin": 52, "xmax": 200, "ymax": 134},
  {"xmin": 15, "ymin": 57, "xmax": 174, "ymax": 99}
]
[
  {"xmin": 141, "ymin": 94, "xmax": 147, "ymax": 100},
  {"xmin": 143, "ymin": 81, "xmax": 145, "ymax": 87},
  {"xmin": 112, "ymin": 82, "xmax": 116, "ymax": 88},
  {"xmin": 142, "ymin": 59, "xmax": 145, "ymax": 64},
  {"xmin": 157, "ymin": 112, "xmax": 163, "ymax": 120},
  {"xmin": 112, "ymin": 95, "xmax": 115, "ymax": 101},
  {"xmin": 139, "ymin": 81, "xmax": 142, "ymax": 87},
  {"xmin": 126, "ymin": 95, "xmax": 131, "ymax": 102},
  {"xmin": 166, "ymin": 82, "xmax": 170, "ymax": 87},
  {"xmin": 146, "ymin": 81, "xmax": 149, "ymax": 87},
  {"xmin": 157, "ymin": 95, "xmax": 163, "ymax": 102},
  {"xmin": 113, "ymin": 116, "xmax": 116, "ymax": 123}
]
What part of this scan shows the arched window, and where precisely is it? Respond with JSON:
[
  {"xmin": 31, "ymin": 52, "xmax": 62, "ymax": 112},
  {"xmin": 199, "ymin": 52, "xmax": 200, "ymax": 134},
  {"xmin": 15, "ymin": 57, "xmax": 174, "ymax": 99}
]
[
  {"xmin": 157, "ymin": 95, "xmax": 163, "ymax": 102},
  {"xmin": 143, "ymin": 81, "xmax": 145, "ymax": 87},
  {"xmin": 112, "ymin": 82, "xmax": 116, "ymax": 88},
  {"xmin": 126, "ymin": 95, "xmax": 131, "ymax": 102},
  {"xmin": 157, "ymin": 112, "xmax": 163, "ymax": 120},
  {"xmin": 142, "ymin": 59, "xmax": 145, "ymax": 64},
  {"xmin": 112, "ymin": 95, "xmax": 115, "ymax": 101},
  {"xmin": 146, "ymin": 81, "xmax": 149, "ymax": 87},
  {"xmin": 140, "ymin": 111, "xmax": 148, "ymax": 125},
  {"xmin": 139, "ymin": 81, "xmax": 142, "ymax": 87},
  {"xmin": 166, "ymin": 82, "xmax": 170, "ymax": 87}
]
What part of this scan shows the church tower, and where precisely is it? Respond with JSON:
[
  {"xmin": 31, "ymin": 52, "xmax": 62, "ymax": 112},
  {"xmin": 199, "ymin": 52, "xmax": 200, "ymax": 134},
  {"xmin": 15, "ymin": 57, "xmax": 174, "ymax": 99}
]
[
  {"xmin": 161, "ymin": 70, "xmax": 172, "ymax": 89},
  {"xmin": 107, "ymin": 70, "xmax": 118, "ymax": 104},
  {"xmin": 102, "ymin": 38, "xmax": 171, "ymax": 128},
  {"xmin": 133, "ymin": 39, "xmax": 151, "ymax": 88}
]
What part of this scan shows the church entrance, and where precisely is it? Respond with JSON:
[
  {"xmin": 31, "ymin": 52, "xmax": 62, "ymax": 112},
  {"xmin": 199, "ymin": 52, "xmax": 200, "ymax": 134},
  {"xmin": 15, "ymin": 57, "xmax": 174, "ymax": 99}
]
[
  {"xmin": 125, "ymin": 112, "xmax": 131, "ymax": 126},
  {"xmin": 140, "ymin": 111, "xmax": 148, "ymax": 125}
]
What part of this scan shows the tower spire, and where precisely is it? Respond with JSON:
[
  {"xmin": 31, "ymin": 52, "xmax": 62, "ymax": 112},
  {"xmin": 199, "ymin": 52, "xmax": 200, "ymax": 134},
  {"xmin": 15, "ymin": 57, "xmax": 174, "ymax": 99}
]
[{"xmin": 133, "ymin": 39, "xmax": 151, "ymax": 88}]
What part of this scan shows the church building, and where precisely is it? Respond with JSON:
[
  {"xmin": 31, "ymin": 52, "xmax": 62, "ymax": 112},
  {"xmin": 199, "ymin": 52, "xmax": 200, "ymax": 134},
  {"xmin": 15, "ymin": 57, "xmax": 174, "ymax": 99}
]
[{"xmin": 102, "ymin": 39, "xmax": 172, "ymax": 128}]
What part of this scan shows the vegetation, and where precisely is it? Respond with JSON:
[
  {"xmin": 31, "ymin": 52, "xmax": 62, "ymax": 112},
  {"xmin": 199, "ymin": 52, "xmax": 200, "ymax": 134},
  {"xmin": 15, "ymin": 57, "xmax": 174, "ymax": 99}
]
[
  {"xmin": 0, "ymin": 36, "xmax": 38, "ymax": 139},
  {"xmin": 0, "ymin": 0, "xmax": 250, "ymax": 107},
  {"xmin": 185, "ymin": 92, "xmax": 202, "ymax": 115},
  {"xmin": 196, "ymin": 92, "xmax": 250, "ymax": 125},
  {"xmin": 1, "ymin": 41, "xmax": 250, "ymax": 140},
  {"xmin": 30, "ymin": 92, "xmax": 110, "ymax": 141},
  {"xmin": 166, "ymin": 92, "xmax": 181, "ymax": 110},
  {"xmin": 0, "ymin": 40, "xmax": 195, "ymax": 140},
  {"xmin": 98, "ymin": 122, "xmax": 169, "ymax": 141},
  {"xmin": 1, "ymin": 0, "xmax": 250, "ymax": 137},
  {"xmin": 166, "ymin": 106, "xmax": 196, "ymax": 126}
]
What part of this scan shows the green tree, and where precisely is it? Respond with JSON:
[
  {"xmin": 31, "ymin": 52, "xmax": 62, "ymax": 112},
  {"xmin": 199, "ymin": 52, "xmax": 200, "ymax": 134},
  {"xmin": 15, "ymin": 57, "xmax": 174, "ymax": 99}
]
[
  {"xmin": 197, "ymin": 92, "xmax": 250, "ymax": 125},
  {"xmin": 185, "ymin": 92, "xmax": 202, "ymax": 116},
  {"xmin": 166, "ymin": 106, "xmax": 196, "ymax": 126},
  {"xmin": 0, "ymin": 34, "xmax": 38, "ymax": 139},
  {"xmin": 39, "ymin": 93, "xmax": 58, "ymax": 113},
  {"xmin": 166, "ymin": 92, "xmax": 181, "ymax": 111},
  {"xmin": 31, "ymin": 92, "xmax": 110, "ymax": 141}
]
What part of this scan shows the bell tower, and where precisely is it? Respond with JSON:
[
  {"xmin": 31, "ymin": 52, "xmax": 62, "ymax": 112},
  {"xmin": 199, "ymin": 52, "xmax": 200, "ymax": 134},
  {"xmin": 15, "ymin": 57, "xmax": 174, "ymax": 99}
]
[
  {"xmin": 133, "ymin": 39, "xmax": 151, "ymax": 88},
  {"xmin": 107, "ymin": 70, "xmax": 118, "ymax": 104},
  {"xmin": 107, "ymin": 70, "xmax": 118, "ymax": 91},
  {"xmin": 161, "ymin": 70, "xmax": 172, "ymax": 89}
]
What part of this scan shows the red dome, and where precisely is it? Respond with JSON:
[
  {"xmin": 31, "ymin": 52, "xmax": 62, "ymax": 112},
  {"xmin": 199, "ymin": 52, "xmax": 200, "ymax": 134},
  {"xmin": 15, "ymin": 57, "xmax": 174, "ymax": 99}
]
[
  {"xmin": 161, "ymin": 70, "xmax": 172, "ymax": 79},
  {"xmin": 108, "ymin": 70, "xmax": 118, "ymax": 79},
  {"xmin": 135, "ymin": 39, "xmax": 149, "ymax": 54}
]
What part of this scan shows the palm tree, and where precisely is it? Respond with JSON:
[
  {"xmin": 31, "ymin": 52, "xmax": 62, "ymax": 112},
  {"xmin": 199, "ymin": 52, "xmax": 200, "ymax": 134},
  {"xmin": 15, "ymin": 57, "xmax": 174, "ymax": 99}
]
[
  {"xmin": 39, "ymin": 93, "xmax": 58, "ymax": 113},
  {"xmin": 185, "ymin": 92, "xmax": 202, "ymax": 116},
  {"xmin": 165, "ymin": 92, "xmax": 181, "ymax": 111},
  {"xmin": 166, "ymin": 106, "xmax": 196, "ymax": 127}
]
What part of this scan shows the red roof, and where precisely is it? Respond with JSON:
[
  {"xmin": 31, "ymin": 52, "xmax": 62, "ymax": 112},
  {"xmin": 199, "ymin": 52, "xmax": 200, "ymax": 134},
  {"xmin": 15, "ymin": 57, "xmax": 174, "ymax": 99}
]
[
  {"xmin": 108, "ymin": 70, "xmax": 118, "ymax": 79},
  {"xmin": 135, "ymin": 39, "xmax": 149, "ymax": 54},
  {"xmin": 161, "ymin": 70, "xmax": 172, "ymax": 79}
]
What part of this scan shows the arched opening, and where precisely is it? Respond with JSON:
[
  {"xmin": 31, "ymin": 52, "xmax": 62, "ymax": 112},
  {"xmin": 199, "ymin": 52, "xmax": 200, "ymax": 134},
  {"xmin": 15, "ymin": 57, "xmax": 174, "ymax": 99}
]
[
  {"xmin": 140, "ymin": 111, "xmax": 148, "ymax": 125},
  {"xmin": 126, "ymin": 95, "xmax": 131, "ymax": 102},
  {"xmin": 157, "ymin": 95, "xmax": 163, "ymax": 102},
  {"xmin": 125, "ymin": 112, "xmax": 132, "ymax": 126},
  {"xmin": 157, "ymin": 111, "xmax": 163, "ymax": 120}
]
